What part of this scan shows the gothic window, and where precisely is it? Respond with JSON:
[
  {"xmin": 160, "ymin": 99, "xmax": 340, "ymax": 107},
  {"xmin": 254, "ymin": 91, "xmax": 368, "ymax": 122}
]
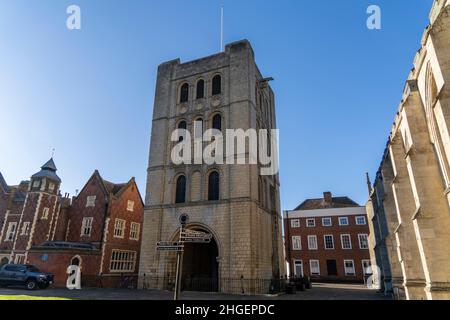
[
  {"xmin": 196, "ymin": 79, "xmax": 205, "ymax": 99},
  {"xmin": 208, "ymin": 171, "xmax": 220, "ymax": 201},
  {"xmin": 180, "ymin": 83, "xmax": 189, "ymax": 103},
  {"xmin": 175, "ymin": 175, "xmax": 187, "ymax": 204},
  {"xmin": 212, "ymin": 114, "xmax": 222, "ymax": 131},
  {"xmin": 212, "ymin": 75, "xmax": 222, "ymax": 95}
]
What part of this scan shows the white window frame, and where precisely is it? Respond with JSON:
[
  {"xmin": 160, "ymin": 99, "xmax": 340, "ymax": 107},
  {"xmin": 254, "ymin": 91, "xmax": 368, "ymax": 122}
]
[
  {"xmin": 362, "ymin": 260, "xmax": 372, "ymax": 276},
  {"xmin": 293, "ymin": 260, "xmax": 304, "ymax": 277},
  {"xmin": 322, "ymin": 217, "xmax": 332, "ymax": 227},
  {"xmin": 114, "ymin": 219, "xmax": 126, "ymax": 239},
  {"xmin": 323, "ymin": 235, "xmax": 334, "ymax": 250},
  {"xmin": 344, "ymin": 259, "xmax": 356, "ymax": 276},
  {"xmin": 48, "ymin": 182, "xmax": 55, "ymax": 193},
  {"xmin": 32, "ymin": 180, "xmax": 40, "ymax": 188},
  {"xmin": 127, "ymin": 200, "xmax": 135, "ymax": 212},
  {"xmin": 292, "ymin": 236, "xmax": 301, "ymax": 251},
  {"xmin": 358, "ymin": 233, "xmax": 369, "ymax": 249},
  {"xmin": 86, "ymin": 195, "xmax": 96, "ymax": 208},
  {"xmin": 309, "ymin": 260, "xmax": 320, "ymax": 276},
  {"xmin": 5, "ymin": 222, "xmax": 17, "ymax": 242},
  {"xmin": 109, "ymin": 250, "xmax": 137, "ymax": 273},
  {"xmin": 307, "ymin": 235, "xmax": 318, "ymax": 250},
  {"xmin": 41, "ymin": 207, "xmax": 50, "ymax": 220},
  {"xmin": 356, "ymin": 216, "xmax": 367, "ymax": 225},
  {"xmin": 340, "ymin": 234, "xmax": 352, "ymax": 250},
  {"xmin": 306, "ymin": 218, "xmax": 316, "ymax": 227},
  {"xmin": 130, "ymin": 222, "xmax": 140, "ymax": 241},
  {"xmin": 338, "ymin": 217, "xmax": 349, "ymax": 226},
  {"xmin": 81, "ymin": 217, "xmax": 93, "ymax": 236},
  {"xmin": 291, "ymin": 219, "xmax": 300, "ymax": 228},
  {"xmin": 21, "ymin": 222, "xmax": 30, "ymax": 236}
]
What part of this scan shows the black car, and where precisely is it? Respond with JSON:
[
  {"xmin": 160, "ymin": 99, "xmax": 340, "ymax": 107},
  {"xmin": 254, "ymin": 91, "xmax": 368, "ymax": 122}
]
[{"xmin": 0, "ymin": 264, "xmax": 54, "ymax": 290}]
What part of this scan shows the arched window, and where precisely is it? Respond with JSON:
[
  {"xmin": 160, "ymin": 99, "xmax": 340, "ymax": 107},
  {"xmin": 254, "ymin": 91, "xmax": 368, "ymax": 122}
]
[
  {"xmin": 212, "ymin": 114, "xmax": 222, "ymax": 131},
  {"xmin": 175, "ymin": 175, "xmax": 187, "ymax": 204},
  {"xmin": 180, "ymin": 83, "xmax": 189, "ymax": 103},
  {"xmin": 196, "ymin": 80, "xmax": 205, "ymax": 99},
  {"xmin": 177, "ymin": 121, "xmax": 187, "ymax": 142},
  {"xmin": 212, "ymin": 75, "xmax": 222, "ymax": 95},
  {"xmin": 208, "ymin": 171, "xmax": 220, "ymax": 201}
]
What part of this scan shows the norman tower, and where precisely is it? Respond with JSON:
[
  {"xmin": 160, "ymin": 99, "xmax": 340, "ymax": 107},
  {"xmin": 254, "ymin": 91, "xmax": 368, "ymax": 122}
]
[{"xmin": 139, "ymin": 40, "xmax": 285, "ymax": 293}]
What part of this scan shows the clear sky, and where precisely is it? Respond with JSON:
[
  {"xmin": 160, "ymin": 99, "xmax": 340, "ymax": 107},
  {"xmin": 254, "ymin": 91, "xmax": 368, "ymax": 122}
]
[{"xmin": 0, "ymin": 0, "xmax": 433, "ymax": 209}]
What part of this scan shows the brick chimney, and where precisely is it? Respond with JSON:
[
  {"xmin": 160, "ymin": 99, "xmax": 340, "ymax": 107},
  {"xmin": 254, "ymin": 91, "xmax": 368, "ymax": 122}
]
[{"xmin": 323, "ymin": 192, "xmax": 333, "ymax": 204}]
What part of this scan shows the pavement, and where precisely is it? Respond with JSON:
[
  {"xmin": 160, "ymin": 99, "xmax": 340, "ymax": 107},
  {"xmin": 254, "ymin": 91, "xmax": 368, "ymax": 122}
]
[{"xmin": 0, "ymin": 283, "xmax": 392, "ymax": 300}]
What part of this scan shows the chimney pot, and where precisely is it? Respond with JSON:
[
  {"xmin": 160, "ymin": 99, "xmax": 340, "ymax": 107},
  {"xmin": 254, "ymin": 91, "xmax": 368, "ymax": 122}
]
[{"xmin": 323, "ymin": 192, "xmax": 332, "ymax": 204}]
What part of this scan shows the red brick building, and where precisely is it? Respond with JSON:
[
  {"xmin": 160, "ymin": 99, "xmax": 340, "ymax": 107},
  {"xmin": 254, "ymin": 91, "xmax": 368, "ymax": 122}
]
[
  {"xmin": 284, "ymin": 192, "xmax": 371, "ymax": 283},
  {"xmin": 0, "ymin": 159, "xmax": 144, "ymax": 288}
]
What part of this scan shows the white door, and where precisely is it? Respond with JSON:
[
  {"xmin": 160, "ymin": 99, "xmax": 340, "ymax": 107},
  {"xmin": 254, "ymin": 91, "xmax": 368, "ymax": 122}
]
[{"xmin": 294, "ymin": 260, "xmax": 303, "ymax": 277}]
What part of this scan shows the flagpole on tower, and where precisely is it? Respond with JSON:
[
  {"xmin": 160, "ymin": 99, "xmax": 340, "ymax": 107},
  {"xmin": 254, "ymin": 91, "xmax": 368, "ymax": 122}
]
[{"xmin": 220, "ymin": 5, "xmax": 224, "ymax": 52}]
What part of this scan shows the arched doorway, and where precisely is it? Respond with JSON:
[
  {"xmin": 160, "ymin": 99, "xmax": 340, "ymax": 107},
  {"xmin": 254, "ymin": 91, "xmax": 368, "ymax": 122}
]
[{"xmin": 181, "ymin": 228, "xmax": 219, "ymax": 292}]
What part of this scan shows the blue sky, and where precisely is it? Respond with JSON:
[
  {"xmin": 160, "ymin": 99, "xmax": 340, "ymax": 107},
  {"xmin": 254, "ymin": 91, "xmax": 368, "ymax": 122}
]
[{"xmin": 0, "ymin": 0, "xmax": 433, "ymax": 209}]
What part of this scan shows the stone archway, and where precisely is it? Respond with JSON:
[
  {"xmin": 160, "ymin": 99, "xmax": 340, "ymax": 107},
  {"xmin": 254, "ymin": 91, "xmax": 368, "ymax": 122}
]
[{"xmin": 180, "ymin": 226, "xmax": 220, "ymax": 292}]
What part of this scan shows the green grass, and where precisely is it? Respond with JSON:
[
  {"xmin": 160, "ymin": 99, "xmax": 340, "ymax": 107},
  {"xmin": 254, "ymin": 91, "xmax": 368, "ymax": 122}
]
[{"xmin": 0, "ymin": 295, "xmax": 71, "ymax": 300}]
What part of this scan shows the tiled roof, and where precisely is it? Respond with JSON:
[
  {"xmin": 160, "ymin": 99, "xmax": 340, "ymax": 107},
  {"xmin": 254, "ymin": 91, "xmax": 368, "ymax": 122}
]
[
  {"xmin": 294, "ymin": 197, "xmax": 360, "ymax": 210},
  {"xmin": 31, "ymin": 158, "xmax": 61, "ymax": 183},
  {"xmin": 101, "ymin": 179, "xmax": 127, "ymax": 196}
]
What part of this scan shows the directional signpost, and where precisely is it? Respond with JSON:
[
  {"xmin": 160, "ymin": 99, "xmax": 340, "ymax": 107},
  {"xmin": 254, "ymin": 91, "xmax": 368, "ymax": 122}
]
[{"xmin": 154, "ymin": 214, "xmax": 213, "ymax": 300}]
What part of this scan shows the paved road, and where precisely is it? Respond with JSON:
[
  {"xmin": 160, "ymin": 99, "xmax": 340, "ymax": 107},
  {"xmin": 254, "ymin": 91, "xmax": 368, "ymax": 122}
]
[{"xmin": 0, "ymin": 283, "xmax": 391, "ymax": 300}]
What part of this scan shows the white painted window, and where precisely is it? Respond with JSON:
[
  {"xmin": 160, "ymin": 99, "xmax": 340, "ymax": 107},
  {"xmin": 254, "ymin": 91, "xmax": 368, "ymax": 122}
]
[
  {"xmin": 33, "ymin": 180, "xmax": 40, "ymax": 188},
  {"xmin": 292, "ymin": 236, "xmax": 301, "ymax": 250},
  {"xmin": 86, "ymin": 195, "xmax": 96, "ymax": 208},
  {"xmin": 41, "ymin": 207, "xmax": 50, "ymax": 220},
  {"xmin": 48, "ymin": 182, "xmax": 55, "ymax": 193},
  {"xmin": 362, "ymin": 260, "xmax": 372, "ymax": 276},
  {"xmin": 344, "ymin": 260, "xmax": 355, "ymax": 276},
  {"xmin": 114, "ymin": 219, "xmax": 126, "ymax": 238},
  {"xmin": 81, "ymin": 217, "xmax": 93, "ymax": 236},
  {"xmin": 21, "ymin": 222, "xmax": 30, "ymax": 236},
  {"xmin": 293, "ymin": 260, "xmax": 303, "ymax": 277},
  {"xmin": 341, "ymin": 234, "xmax": 352, "ymax": 250},
  {"xmin": 307, "ymin": 235, "xmax": 318, "ymax": 250},
  {"xmin": 291, "ymin": 219, "xmax": 300, "ymax": 228},
  {"xmin": 127, "ymin": 200, "xmax": 135, "ymax": 212},
  {"xmin": 322, "ymin": 217, "xmax": 332, "ymax": 227},
  {"xmin": 339, "ymin": 217, "xmax": 349, "ymax": 226},
  {"xmin": 109, "ymin": 250, "xmax": 136, "ymax": 272},
  {"xmin": 310, "ymin": 260, "xmax": 320, "ymax": 275},
  {"xmin": 358, "ymin": 234, "xmax": 369, "ymax": 249},
  {"xmin": 306, "ymin": 218, "xmax": 315, "ymax": 227},
  {"xmin": 130, "ymin": 222, "xmax": 140, "ymax": 240},
  {"xmin": 5, "ymin": 222, "xmax": 17, "ymax": 242},
  {"xmin": 356, "ymin": 216, "xmax": 367, "ymax": 225},
  {"xmin": 324, "ymin": 235, "xmax": 334, "ymax": 250}
]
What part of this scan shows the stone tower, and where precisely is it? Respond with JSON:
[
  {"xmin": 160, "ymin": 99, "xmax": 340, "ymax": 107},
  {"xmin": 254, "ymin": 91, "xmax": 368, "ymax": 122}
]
[{"xmin": 139, "ymin": 40, "xmax": 285, "ymax": 293}]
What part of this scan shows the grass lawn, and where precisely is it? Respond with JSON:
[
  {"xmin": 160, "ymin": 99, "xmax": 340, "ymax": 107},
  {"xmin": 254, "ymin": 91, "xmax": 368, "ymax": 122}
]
[{"xmin": 0, "ymin": 295, "xmax": 71, "ymax": 300}]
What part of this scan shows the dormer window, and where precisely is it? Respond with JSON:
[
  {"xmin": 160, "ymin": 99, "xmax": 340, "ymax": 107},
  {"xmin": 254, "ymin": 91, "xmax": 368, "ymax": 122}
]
[
  {"xmin": 33, "ymin": 180, "xmax": 40, "ymax": 188},
  {"xmin": 48, "ymin": 182, "xmax": 55, "ymax": 193}
]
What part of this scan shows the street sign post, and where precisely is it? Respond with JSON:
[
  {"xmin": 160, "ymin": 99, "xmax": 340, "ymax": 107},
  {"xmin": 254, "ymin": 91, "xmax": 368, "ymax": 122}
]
[{"xmin": 155, "ymin": 213, "xmax": 213, "ymax": 301}]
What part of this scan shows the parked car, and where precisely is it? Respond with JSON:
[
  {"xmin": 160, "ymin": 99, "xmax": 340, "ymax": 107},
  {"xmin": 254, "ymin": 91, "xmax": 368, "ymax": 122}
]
[{"xmin": 0, "ymin": 264, "xmax": 54, "ymax": 290}]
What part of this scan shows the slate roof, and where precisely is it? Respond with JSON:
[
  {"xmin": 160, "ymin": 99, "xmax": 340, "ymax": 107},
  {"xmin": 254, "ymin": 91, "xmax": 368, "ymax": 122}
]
[
  {"xmin": 31, "ymin": 158, "xmax": 61, "ymax": 183},
  {"xmin": 0, "ymin": 171, "xmax": 9, "ymax": 193},
  {"xmin": 294, "ymin": 196, "xmax": 360, "ymax": 210}
]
